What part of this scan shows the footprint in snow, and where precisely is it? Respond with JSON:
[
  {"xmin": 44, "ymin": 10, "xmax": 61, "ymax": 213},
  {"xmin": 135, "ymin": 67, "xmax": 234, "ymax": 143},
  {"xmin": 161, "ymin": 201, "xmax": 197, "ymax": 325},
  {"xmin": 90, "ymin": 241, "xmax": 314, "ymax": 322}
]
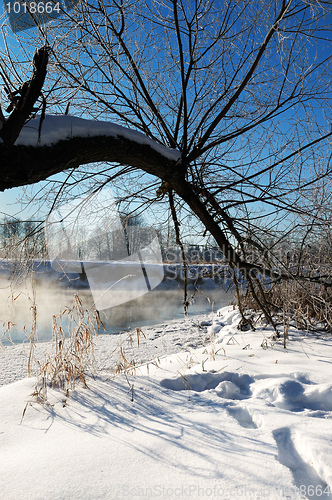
[
  {"xmin": 225, "ymin": 403, "xmax": 258, "ymax": 429},
  {"xmin": 273, "ymin": 427, "xmax": 330, "ymax": 499}
]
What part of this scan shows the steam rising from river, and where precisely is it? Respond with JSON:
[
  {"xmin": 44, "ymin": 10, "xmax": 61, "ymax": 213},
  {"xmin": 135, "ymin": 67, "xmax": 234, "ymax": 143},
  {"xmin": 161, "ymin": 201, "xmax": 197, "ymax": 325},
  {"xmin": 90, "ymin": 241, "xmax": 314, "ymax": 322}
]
[{"xmin": 0, "ymin": 275, "xmax": 231, "ymax": 345}]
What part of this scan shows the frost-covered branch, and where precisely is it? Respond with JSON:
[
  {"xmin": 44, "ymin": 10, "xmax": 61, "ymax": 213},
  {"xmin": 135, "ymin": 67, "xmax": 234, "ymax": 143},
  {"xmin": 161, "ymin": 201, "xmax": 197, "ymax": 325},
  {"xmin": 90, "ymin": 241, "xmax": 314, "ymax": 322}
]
[{"xmin": 0, "ymin": 115, "xmax": 180, "ymax": 190}]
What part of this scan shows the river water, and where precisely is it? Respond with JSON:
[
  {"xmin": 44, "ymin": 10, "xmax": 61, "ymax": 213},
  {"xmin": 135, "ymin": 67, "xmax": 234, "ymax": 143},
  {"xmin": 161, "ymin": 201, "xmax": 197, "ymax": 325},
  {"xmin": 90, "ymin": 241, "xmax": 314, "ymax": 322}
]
[{"xmin": 0, "ymin": 262, "xmax": 233, "ymax": 344}]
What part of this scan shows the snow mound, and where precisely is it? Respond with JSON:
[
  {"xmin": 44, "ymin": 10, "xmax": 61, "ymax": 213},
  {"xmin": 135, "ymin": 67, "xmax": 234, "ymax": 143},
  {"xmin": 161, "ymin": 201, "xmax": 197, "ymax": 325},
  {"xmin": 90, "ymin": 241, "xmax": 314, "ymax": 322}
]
[
  {"xmin": 207, "ymin": 308, "xmax": 242, "ymax": 336},
  {"xmin": 253, "ymin": 375, "xmax": 332, "ymax": 412},
  {"xmin": 160, "ymin": 371, "xmax": 254, "ymax": 399}
]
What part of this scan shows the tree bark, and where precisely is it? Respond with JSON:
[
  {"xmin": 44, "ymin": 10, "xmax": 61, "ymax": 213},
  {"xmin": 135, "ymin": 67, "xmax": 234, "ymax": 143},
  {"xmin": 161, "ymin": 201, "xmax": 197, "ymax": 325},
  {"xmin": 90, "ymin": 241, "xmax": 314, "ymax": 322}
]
[
  {"xmin": 0, "ymin": 46, "xmax": 49, "ymax": 146},
  {"xmin": 0, "ymin": 134, "xmax": 177, "ymax": 190}
]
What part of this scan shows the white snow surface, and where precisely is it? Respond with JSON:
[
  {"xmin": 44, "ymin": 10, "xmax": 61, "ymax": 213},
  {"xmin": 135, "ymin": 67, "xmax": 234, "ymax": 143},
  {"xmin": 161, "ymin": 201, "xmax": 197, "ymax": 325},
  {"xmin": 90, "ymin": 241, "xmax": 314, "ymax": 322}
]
[
  {"xmin": 12, "ymin": 115, "xmax": 181, "ymax": 161},
  {"xmin": 1, "ymin": 306, "xmax": 332, "ymax": 499}
]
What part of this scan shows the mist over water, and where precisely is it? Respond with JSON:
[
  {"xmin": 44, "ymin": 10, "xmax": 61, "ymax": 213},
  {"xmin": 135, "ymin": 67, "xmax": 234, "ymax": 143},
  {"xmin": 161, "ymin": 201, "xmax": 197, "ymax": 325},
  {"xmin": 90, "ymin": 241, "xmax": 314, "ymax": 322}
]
[{"xmin": 0, "ymin": 273, "xmax": 232, "ymax": 345}]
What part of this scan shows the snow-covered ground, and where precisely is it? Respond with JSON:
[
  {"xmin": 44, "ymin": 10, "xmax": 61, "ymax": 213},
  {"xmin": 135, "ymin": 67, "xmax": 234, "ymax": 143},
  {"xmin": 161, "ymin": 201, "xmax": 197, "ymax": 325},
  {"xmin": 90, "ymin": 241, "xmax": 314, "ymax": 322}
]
[{"xmin": 1, "ymin": 306, "xmax": 332, "ymax": 500}]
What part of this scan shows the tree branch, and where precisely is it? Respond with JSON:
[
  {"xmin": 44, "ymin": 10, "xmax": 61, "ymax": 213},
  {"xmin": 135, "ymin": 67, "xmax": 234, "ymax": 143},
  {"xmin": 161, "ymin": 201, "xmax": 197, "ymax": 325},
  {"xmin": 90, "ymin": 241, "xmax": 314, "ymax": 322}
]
[
  {"xmin": 0, "ymin": 133, "xmax": 178, "ymax": 191},
  {"xmin": 0, "ymin": 46, "xmax": 50, "ymax": 146}
]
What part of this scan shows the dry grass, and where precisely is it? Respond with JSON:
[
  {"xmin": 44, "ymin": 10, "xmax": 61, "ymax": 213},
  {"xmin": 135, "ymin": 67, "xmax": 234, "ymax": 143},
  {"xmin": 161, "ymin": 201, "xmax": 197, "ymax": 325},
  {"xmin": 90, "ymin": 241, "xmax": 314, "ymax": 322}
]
[
  {"xmin": 21, "ymin": 296, "xmax": 155, "ymax": 419},
  {"xmin": 0, "ymin": 320, "xmax": 15, "ymax": 348},
  {"xmin": 25, "ymin": 294, "xmax": 103, "ymax": 412},
  {"xmin": 113, "ymin": 328, "xmax": 148, "ymax": 376},
  {"xmin": 27, "ymin": 286, "xmax": 37, "ymax": 378}
]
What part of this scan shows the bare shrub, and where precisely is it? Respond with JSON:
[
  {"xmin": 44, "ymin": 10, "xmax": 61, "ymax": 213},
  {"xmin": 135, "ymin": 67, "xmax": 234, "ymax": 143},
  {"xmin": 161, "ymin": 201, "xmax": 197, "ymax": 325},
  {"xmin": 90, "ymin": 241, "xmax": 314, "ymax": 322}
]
[
  {"xmin": 267, "ymin": 280, "xmax": 332, "ymax": 332},
  {"xmin": 239, "ymin": 276, "xmax": 332, "ymax": 337}
]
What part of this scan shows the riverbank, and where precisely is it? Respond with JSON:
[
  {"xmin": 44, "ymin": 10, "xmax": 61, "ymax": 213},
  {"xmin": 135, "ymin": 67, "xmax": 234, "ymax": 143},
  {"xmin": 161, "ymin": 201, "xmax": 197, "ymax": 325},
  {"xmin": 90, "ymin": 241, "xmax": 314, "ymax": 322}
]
[{"xmin": 1, "ymin": 305, "xmax": 332, "ymax": 499}]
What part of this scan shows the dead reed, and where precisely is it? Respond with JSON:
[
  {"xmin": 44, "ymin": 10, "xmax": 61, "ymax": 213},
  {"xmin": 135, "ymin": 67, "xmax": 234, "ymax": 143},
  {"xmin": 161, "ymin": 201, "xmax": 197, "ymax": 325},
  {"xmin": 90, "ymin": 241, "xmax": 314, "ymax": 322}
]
[{"xmin": 26, "ymin": 294, "xmax": 103, "ymax": 411}]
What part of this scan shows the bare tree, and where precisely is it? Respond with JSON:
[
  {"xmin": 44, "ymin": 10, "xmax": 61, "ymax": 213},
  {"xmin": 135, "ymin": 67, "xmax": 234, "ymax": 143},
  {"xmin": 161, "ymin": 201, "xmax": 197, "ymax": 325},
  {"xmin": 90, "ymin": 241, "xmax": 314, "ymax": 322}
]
[{"xmin": 0, "ymin": 0, "xmax": 332, "ymax": 326}]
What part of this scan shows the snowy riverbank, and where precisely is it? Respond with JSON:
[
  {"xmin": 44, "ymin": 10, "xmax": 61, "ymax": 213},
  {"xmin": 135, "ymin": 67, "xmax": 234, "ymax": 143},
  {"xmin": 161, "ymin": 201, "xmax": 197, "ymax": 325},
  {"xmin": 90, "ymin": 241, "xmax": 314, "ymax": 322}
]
[{"xmin": 1, "ymin": 306, "xmax": 332, "ymax": 499}]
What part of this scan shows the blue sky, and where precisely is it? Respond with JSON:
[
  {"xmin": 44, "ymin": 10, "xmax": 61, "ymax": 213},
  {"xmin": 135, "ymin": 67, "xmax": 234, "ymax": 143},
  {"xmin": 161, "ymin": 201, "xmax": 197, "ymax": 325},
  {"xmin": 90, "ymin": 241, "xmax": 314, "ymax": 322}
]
[
  {"xmin": 0, "ymin": 1, "xmax": 331, "ymax": 229},
  {"xmin": 0, "ymin": 188, "xmax": 26, "ymax": 218},
  {"xmin": 0, "ymin": 186, "xmax": 45, "ymax": 219}
]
